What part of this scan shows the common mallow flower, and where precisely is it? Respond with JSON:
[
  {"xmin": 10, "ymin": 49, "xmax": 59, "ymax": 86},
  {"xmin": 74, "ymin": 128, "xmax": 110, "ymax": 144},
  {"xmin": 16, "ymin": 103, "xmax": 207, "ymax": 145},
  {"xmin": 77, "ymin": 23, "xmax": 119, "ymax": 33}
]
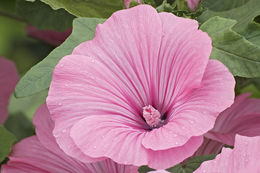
[
  {"xmin": 1, "ymin": 104, "xmax": 138, "ymax": 173},
  {"xmin": 26, "ymin": 25, "xmax": 72, "ymax": 46},
  {"xmin": 186, "ymin": 0, "xmax": 201, "ymax": 11},
  {"xmin": 195, "ymin": 135, "xmax": 260, "ymax": 173},
  {"xmin": 47, "ymin": 5, "xmax": 235, "ymax": 169},
  {"xmin": 205, "ymin": 93, "xmax": 260, "ymax": 146},
  {"xmin": 0, "ymin": 57, "xmax": 18, "ymax": 124},
  {"xmin": 124, "ymin": 0, "xmax": 142, "ymax": 8},
  {"xmin": 195, "ymin": 93, "xmax": 260, "ymax": 156}
]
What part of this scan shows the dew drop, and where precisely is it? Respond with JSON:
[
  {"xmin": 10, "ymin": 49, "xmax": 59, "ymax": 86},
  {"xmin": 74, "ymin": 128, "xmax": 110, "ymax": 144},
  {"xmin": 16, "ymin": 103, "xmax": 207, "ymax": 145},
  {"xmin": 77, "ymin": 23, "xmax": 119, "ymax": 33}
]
[
  {"xmin": 58, "ymin": 103, "xmax": 62, "ymax": 106},
  {"xmin": 60, "ymin": 64, "xmax": 64, "ymax": 67},
  {"xmin": 62, "ymin": 129, "xmax": 66, "ymax": 133},
  {"xmin": 93, "ymin": 146, "xmax": 97, "ymax": 149}
]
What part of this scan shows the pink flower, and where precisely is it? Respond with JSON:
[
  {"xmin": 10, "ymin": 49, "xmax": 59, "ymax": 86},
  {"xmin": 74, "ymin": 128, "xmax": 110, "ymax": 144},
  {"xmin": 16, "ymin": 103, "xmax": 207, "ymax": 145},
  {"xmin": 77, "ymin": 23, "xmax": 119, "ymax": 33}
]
[
  {"xmin": 26, "ymin": 25, "xmax": 72, "ymax": 46},
  {"xmin": 1, "ymin": 104, "xmax": 138, "ymax": 173},
  {"xmin": 205, "ymin": 93, "xmax": 260, "ymax": 146},
  {"xmin": 47, "ymin": 5, "xmax": 235, "ymax": 169},
  {"xmin": 195, "ymin": 135, "xmax": 260, "ymax": 173},
  {"xmin": 0, "ymin": 57, "xmax": 18, "ymax": 124},
  {"xmin": 124, "ymin": 0, "xmax": 142, "ymax": 8},
  {"xmin": 186, "ymin": 0, "xmax": 201, "ymax": 11}
]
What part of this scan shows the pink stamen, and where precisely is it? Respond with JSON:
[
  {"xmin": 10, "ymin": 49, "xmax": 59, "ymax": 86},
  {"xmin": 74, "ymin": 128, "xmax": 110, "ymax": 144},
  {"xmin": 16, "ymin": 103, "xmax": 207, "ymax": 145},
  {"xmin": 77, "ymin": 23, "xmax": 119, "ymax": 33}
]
[{"xmin": 143, "ymin": 105, "xmax": 162, "ymax": 128}]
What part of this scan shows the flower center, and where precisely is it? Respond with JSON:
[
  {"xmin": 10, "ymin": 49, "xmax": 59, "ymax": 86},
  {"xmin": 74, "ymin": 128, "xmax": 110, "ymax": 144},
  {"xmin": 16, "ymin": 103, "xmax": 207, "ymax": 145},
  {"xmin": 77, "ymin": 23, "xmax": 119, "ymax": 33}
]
[{"xmin": 143, "ymin": 105, "xmax": 164, "ymax": 129}]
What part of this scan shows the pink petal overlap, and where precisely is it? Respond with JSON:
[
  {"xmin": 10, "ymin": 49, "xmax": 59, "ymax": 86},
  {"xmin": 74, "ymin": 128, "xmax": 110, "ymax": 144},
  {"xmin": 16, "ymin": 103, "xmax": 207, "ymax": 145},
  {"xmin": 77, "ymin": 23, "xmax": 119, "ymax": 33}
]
[
  {"xmin": 195, "ymin": 135, "xmax": 260, "ymax": 173},
  {"xmin": 47, "ymin": 5, "xmax": 235, "ymax": 169},
  {"xmin": 1, "ymin": 137, "xmax": 138, "ymax": 173},
  {"xmin": 186, "ymin": 0, "xmax": 201, "ymax": 11},
  {"xmin": 2, "ymin": 104, "xmax": 138, "ymax": 173},
  {"xmin": 33, "ymin": 104, "xmax": 103, "ymax": 162},
  {"xmin": 70, "ymin": 114, "xmax": 203, "ymax": 169},
  {"xmin": 205, "ymin": 93, "xmax": 260, "ymax": 146},
  {"xmin": 0, "ymin": 57, "xmax": 19, "ymax": 124}
]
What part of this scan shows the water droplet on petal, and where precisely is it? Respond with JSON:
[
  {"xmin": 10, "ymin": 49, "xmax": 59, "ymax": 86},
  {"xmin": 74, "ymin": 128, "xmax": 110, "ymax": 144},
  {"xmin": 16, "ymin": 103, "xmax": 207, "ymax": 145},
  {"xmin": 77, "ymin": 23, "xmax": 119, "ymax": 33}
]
[
  {"xmin": 58, "ymin": 103, "xmax": 62, "ymax": 106},
  {"xmin": 62, "ymin": 129, "xmax": 66, "ymax": 133}
]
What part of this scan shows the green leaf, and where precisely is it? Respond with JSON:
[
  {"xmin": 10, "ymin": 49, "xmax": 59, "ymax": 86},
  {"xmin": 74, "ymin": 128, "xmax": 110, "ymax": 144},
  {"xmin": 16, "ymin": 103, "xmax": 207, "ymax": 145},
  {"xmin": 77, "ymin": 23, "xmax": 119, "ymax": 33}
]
[
  {"xmin": 16, "ymin": 0, "xmax": 74, "ymax": 31},
  {"xmin": 15, "ymin": 17, "xmax": 105, "ymax": 97},
  {"xmin": 0, "ymin": 0, "xmax": 16, "ymax": 14},
  {"xmin": 137, "ymin": 155, "xmax": 216, "ymax": 173},
  {"xmin": 199, "ymin": 0, "xmax": 260, "ymax": 33},
  {"xmin": 200, "ymin": 16, "xmax": 260, "ymax": 78},
  {"xmin": 0, "ymin": 125, "xmax": 16, "ymax": 162},
  {"xmin": 40, "ymin": 0, "xmax": 124, "ymax": 18},
  {"xmin": 240, "ymin": 84, "xmax": 260, "ymax": 98},
  {"xmin": 241, "ymin": 18, "xmax": 260, "ymax": 46},
  {"xmin": 183, "ymin": 154, "xmax": 216, "ymax": 172},
  {"xmin": 166, "ymin": 155, "xmax": 216, "ymax": 173},
  {"xmin": 9, "ymin": 90, "xmax": 48, "ymax": 120},
  {"xmin": 4, "ymin": 113, "xmax": 35, "ymax": 141},
  {"xmin": 138, "ymin": 166, "xmax": 154, "ymax": 173},
  {"xmin": 201, "ymin": 0, "xmax": 250, "ymax": 11}
]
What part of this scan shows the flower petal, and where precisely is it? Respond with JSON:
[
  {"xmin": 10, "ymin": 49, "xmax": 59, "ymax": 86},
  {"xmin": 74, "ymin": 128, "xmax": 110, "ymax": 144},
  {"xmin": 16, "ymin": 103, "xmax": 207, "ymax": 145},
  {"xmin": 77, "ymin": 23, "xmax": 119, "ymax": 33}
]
[
  {"xmin": 0, "ymin": 57, "xmax": 18, "ymax": 124},
  {"xmin": 205, "ymin": 93, "xmax": 260, "ymax": 145},
  {"xmin": 33, "ymin": 104, "xmax": 103, "ymax": 162},
  {"xmin": 73, "ymin": 5, "xmax": 162, "ymax": 107},
  {"xmin": 193, "ymin": 137, "xmax": 224, "ymax": 156},
  {"xmin": 1, "ymin": 136, "xmax": 88, "ymax": 173},
  {"xmin": 142, "ymin": 60, "xmax": 235, "ymax": 150},
  {"xmin": 70, "ymin": 115, "xmax": 203, "ymax": 169},
  {"xmin": 186, "ymin": 0, "xmax": 201, "ymax": 11},
  {"xmin": 1, "ymin": 136, "xmax": 138, "ymax": 173},
  {"xmin": 26, "ymin": 25, "xmax": 71, "ymax": 46},
  {"xmin": 156, "ymin": 12, "xmax": 211, "ymax": 113},
  {"xmin": 124, "ymin": 0, "xmax": 142, "ymax": 8},
  {"xmin": 195, "ymin": 135, "xmax": 260, "ymax": 173}
]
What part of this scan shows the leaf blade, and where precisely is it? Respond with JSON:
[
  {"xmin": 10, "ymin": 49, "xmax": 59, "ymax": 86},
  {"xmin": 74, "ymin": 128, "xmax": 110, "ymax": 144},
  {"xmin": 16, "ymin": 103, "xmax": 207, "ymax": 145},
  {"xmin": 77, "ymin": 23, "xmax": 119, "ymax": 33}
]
[
  {"xmin": 15, "ymin": 17, "xmax": 105, "ymax": 97},
  {"xmin": 0, "ymin": 125, "xmax": 16, "ymax": 162}
]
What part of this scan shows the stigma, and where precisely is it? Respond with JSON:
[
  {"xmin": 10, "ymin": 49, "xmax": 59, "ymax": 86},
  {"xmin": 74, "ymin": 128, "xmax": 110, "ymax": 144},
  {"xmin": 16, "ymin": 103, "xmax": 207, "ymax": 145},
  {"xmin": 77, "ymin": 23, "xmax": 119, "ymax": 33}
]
[{"xmin": 143, "ymin": 105, "xmax": 164, "ymax": 129}]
